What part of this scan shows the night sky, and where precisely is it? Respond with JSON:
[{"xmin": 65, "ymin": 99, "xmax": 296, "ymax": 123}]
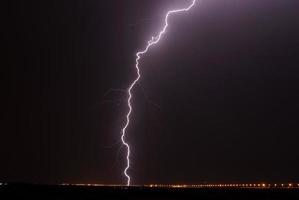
[{"xmin": 2, "ymin": 0, "xmax": 299, "ymax": 185}]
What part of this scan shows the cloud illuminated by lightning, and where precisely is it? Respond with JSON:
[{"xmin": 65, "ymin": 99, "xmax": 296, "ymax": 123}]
[{"xmin": 121, "ymin": 0, "xmax": 197, "ymax": 186}]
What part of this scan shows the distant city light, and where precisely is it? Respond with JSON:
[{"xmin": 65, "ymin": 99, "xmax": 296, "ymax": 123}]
[{"xmin": 55, "ymin": 183, "xmax": 299, "ymax": 189}]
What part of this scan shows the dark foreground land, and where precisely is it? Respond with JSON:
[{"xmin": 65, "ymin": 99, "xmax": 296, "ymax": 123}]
[{"xmin": 1, "ymin": 184, "xmax": 299, "ymax": 200}]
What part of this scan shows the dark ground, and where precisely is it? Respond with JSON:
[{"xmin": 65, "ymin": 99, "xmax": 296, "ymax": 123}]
[{"xmin": 1, "ymin": 184, "xmax": 299, "ymax": 199}]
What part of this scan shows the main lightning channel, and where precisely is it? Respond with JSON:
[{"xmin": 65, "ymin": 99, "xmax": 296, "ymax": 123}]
[{"xmin": 121, "ymin": 0, "xmax": 197, "ymax": 186}]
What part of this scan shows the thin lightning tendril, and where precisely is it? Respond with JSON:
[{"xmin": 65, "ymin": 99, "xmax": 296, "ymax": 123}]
[{"xmin": 121, "ymin": 0, "xmax": 197, "ymax": 186}]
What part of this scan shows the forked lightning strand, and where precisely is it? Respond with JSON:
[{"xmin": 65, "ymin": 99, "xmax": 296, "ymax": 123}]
[{"xmin": 121, "ymin": 0, "xmax": 197, "ymax": 186}]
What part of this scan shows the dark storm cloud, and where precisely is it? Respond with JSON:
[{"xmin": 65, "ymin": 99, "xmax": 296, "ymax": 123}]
[{"xmin": 2, "ymin": 0, "xmax": 299, "ymax": 185}]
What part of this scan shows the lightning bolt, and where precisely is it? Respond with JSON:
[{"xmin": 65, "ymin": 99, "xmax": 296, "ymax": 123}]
[{"xmin": 121, "ymin": 0, "xmax": 197, "ymax": 186}]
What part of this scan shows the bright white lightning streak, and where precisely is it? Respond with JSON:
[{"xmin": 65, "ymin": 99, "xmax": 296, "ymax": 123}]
[{"xmin": 121, "ymin": 0, "xmax": 197, "ymax": 186}]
